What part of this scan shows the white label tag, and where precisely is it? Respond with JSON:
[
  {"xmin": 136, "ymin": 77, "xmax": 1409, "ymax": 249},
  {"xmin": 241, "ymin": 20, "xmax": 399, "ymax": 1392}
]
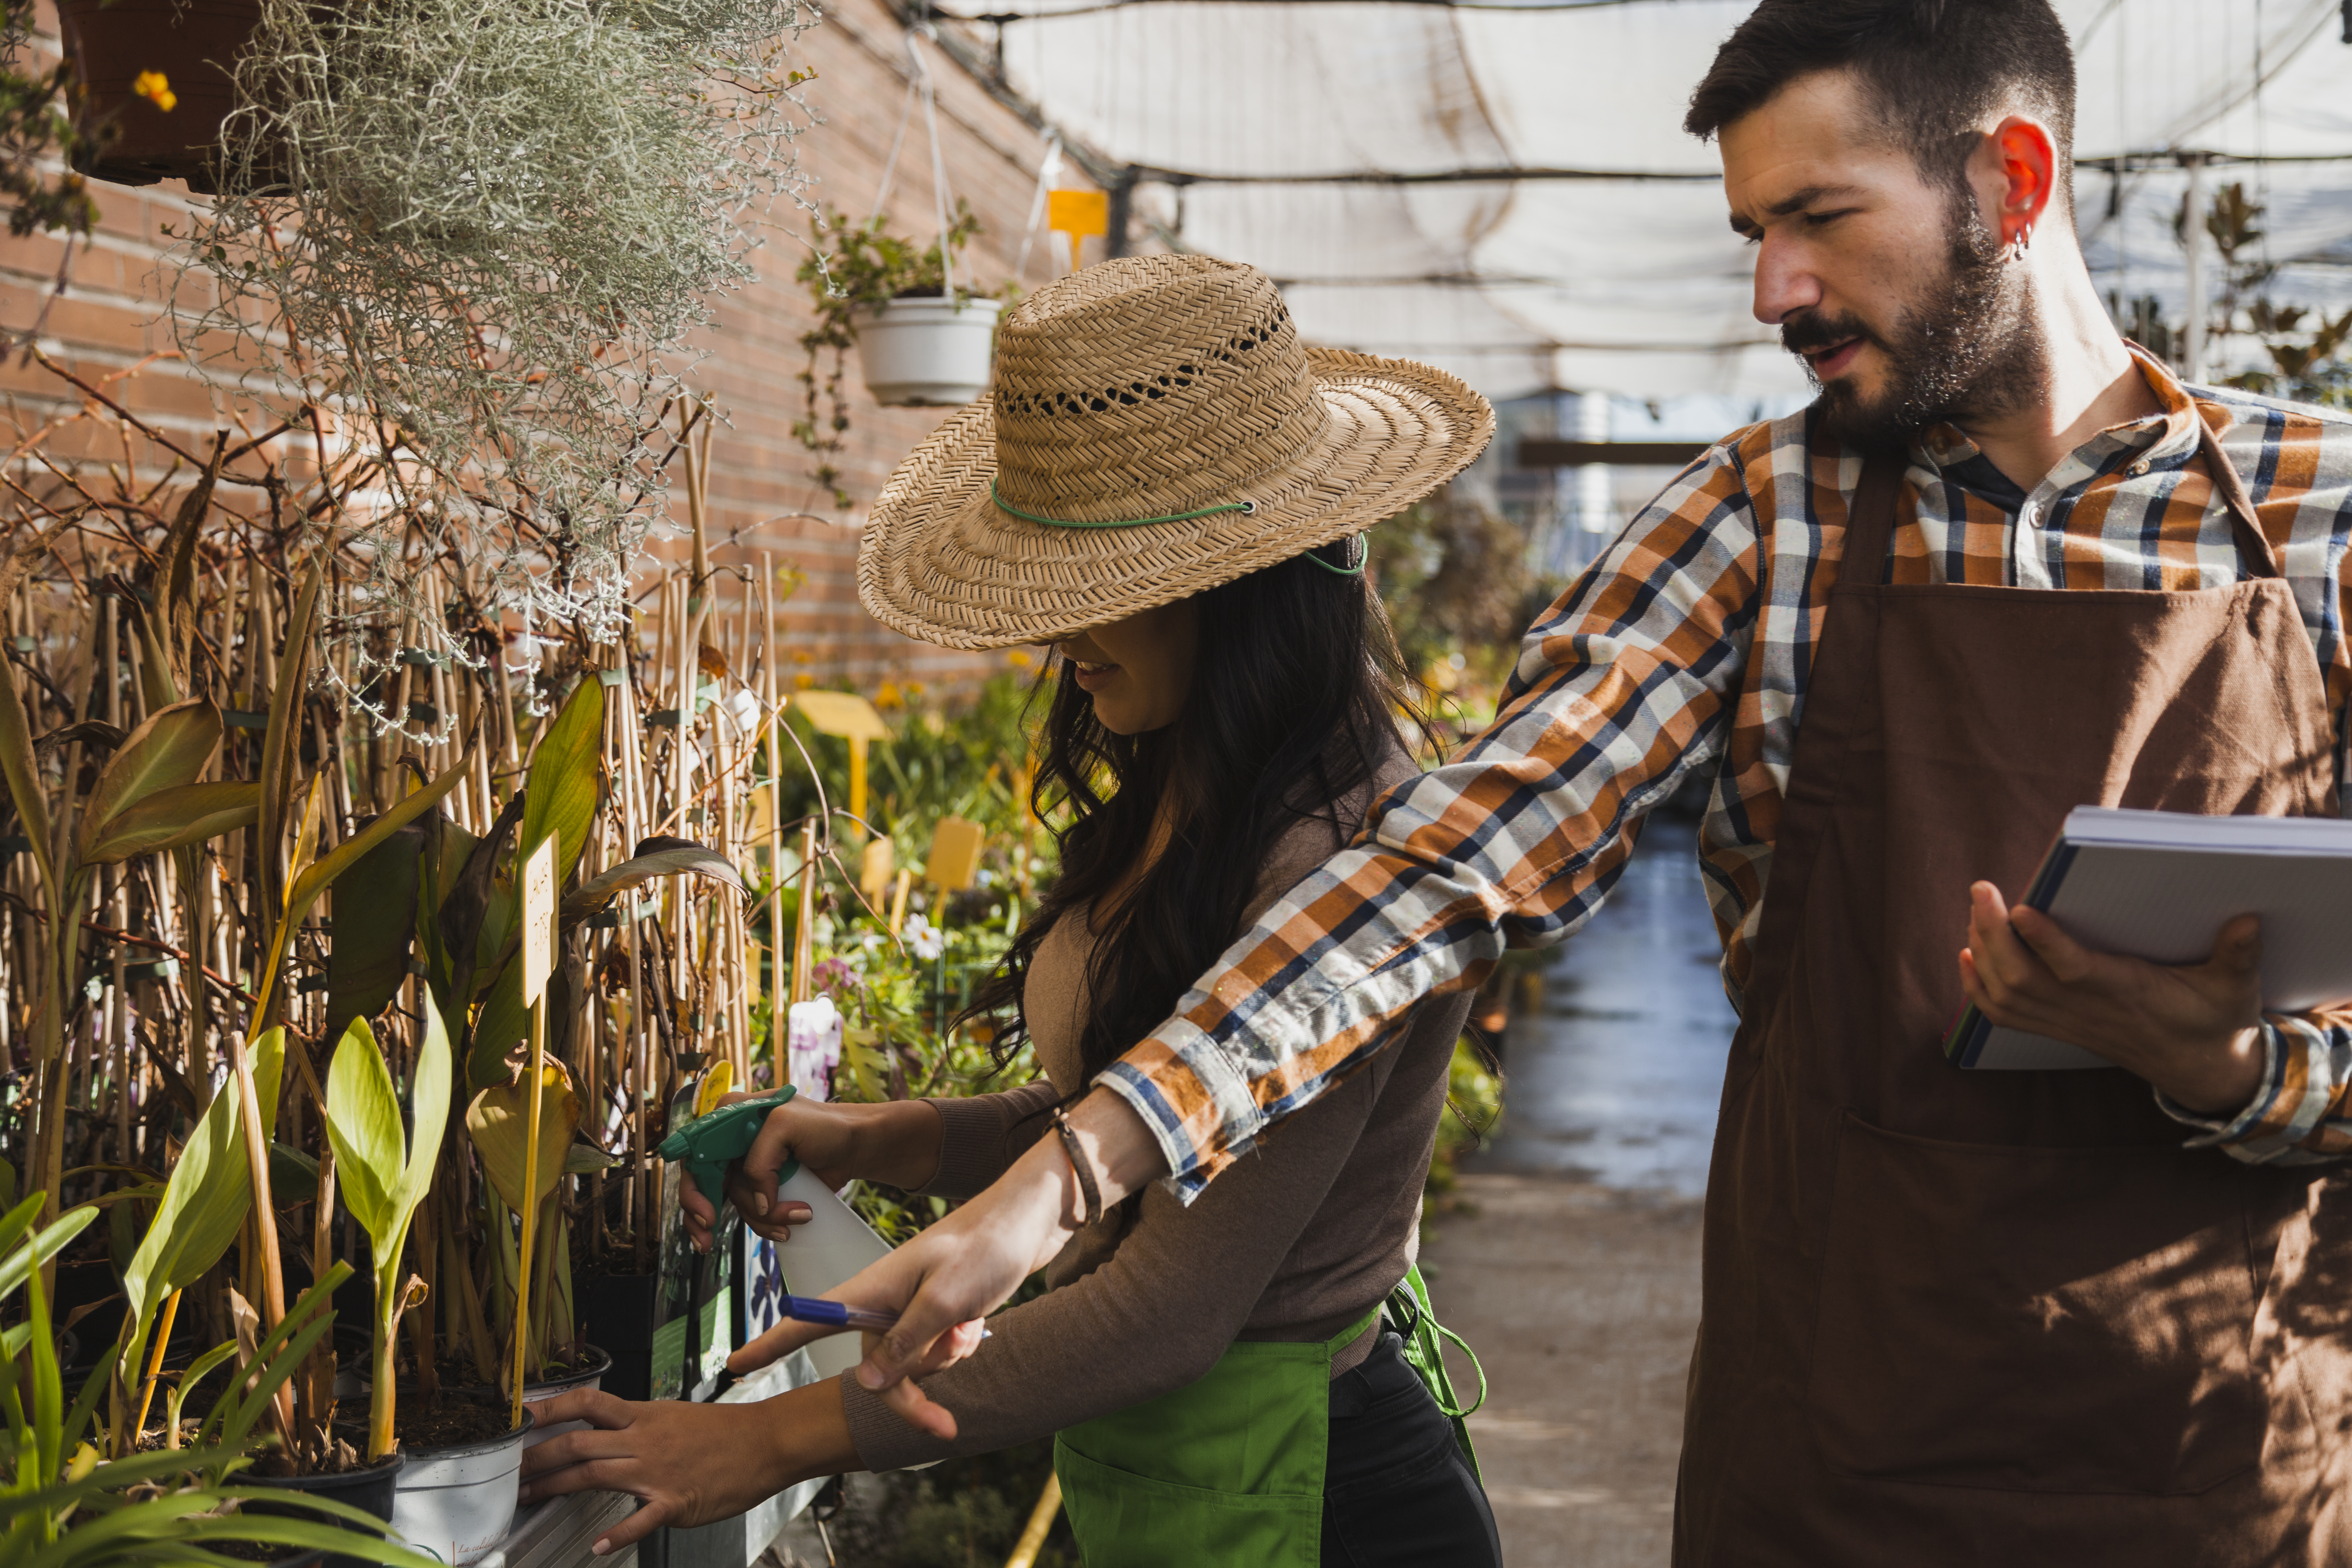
[{"xmin": 521, "ymin": 835, "xmax": 558, "ymax": 1006}]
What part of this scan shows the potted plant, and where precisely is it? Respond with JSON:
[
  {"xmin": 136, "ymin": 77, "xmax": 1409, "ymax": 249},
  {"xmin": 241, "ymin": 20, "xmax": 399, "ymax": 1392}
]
[
  {"xmin": 796, "ymin": 203, "xmax": 1002, "ymax": 506},
  {"xmin": 166, "ymin": 0, "xmax": 811, "ymax": 701},
  {"xmin": 0, "ymin": 1192, "xmax": 428, "ymax": 1568}
]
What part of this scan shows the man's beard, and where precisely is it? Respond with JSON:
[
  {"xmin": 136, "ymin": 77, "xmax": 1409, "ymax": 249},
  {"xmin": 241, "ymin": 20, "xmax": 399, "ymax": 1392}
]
[{"xmin": 1782, "ymin": 197, "xmax": 2046, "ymax": 454}]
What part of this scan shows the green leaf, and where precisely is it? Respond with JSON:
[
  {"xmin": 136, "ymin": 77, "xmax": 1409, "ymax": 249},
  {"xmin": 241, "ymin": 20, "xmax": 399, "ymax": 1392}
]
[
  {"xmin": 321, "ymin": 996, "xmax": 448, "ymax": 1315},
  {"xmin": 519, "ymin": 676, "xmax": 605, "ymax": 881},
  {"xmin": 0, "ymin": 1202, "xmax": 96, "ymax": 1305},
  {"xmin": 322, "ymin": 820, "xmax": 424, "ymax": 1044},
  {"xmin": 257, "ymin": 563, "xmax": 322, "ymax": 885},
  {"xmin": 268, "ymin": 1140, "xmax": 319, "ymax": 1205},
  {"xmin": 287, "ymin": 749, "xmax": 471, "ymax": 917},
  {"xmin": 401, "ymin": 988, "xmax": 453, "ymax": 1227},
  {"xmin": 465, "ymin": 1059, "xmax": 579, "ymax": 1219},
  {"xmin": 116, "ymin": 1031, "xmax": 285, "ymax": 1389},
  {"xmin": 563, "ymin": 1142, "xmax": 616, "ymax": 1174},
  {"xmin": 72, "ymin": 699, "xmax": 222, "ymax": 865},
  {"xmin": 0, "ymin": 632, "xmax": 57, "ymax": 907},
  {"xmin": 465, "ymin": 954, "xmax": 527, "ymax": 1093},
  {"xmin": 322, "ymin": 1019, "xmax": 401, "ymax": 1245},
  {"xmin": 77, "ymin": 780, "xmax": 259, "ymax": 865},
  {"xmin": 562, "ymin": 841, "xmax": 745, "ymax": 920}
]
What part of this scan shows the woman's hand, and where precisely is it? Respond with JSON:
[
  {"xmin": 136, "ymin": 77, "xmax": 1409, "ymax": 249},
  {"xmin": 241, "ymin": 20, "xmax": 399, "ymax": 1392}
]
[
  {"xmin": 679, "ymin": 1094, "xmax": 944, "ymax": 1253},
  {"xmin": 516, "ymin": 1382, "xmax": 854, "ymax": 1555},
  {"xmin": 726, "ymin": 1091, "xmax": 1156, "ymax": 1434}
]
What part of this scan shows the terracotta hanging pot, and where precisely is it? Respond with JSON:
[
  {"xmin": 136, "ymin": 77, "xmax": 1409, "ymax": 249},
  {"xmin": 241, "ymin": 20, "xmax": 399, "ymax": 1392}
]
[{"xmin": 55, "ymin": 0, "xmax": 261, "ymax": 193}]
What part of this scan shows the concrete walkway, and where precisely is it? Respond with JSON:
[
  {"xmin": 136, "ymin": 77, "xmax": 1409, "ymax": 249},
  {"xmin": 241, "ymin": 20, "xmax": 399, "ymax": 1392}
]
[
  {"xmin": 1420, "ymin": 817, "xmax": 1727, "ymax": 1565},
  {"xmin": 1422, "ymin": 1176, "xmax": 1702, "ymax": 1568}
]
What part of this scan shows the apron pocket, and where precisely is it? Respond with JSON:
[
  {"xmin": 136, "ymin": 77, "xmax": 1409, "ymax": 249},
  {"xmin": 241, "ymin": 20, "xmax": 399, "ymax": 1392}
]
[
  {"xmin": 1054, "ymin": 1437, "xmax": 1322, "ymax": 1568},
  {"xmin": 1806, "ymin": 1112, "xmax": 2267, "ymax": 1495}
]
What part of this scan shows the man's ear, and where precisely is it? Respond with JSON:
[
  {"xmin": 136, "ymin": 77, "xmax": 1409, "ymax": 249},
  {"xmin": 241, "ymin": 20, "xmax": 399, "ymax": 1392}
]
[{"xmin": 1986, "ymin": 114, "xmax": 2060, "ymax": 248}]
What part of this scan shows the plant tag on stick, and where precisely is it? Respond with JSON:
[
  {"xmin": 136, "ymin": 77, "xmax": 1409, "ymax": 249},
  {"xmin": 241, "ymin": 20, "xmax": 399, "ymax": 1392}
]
[
  {"xmin": 521, "ymin": 835, "xmax": 557, "ymax": 1006},
  {"xmin": 926, "ymin": 816, "xmax": 985, "ymax": 892}
]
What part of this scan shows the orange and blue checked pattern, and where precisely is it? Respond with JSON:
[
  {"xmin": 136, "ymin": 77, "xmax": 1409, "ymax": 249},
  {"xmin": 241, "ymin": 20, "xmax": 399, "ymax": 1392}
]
[{"xmin": 1101, "ymin": 352, "xmax": 2352, "ymax": 1197}]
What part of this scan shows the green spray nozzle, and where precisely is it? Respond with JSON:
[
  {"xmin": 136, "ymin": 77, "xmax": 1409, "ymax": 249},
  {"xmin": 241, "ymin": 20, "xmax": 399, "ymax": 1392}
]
[{"xmin": 658, "ymin": 1086, "xmax": 799, "ymax": 1206}]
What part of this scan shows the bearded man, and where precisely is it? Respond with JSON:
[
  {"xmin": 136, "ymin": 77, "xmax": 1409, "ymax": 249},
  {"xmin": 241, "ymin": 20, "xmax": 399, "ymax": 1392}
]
[{"xmin": 527, "ymin": 1, "xmax": 2352, "ymax": 1560}]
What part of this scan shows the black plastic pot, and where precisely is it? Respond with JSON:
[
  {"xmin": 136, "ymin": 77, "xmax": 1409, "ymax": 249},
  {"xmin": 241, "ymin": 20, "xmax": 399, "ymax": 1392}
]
[
  {"xmin": 571, "ymin": 1272, "xmax": 655, "ymax": 1401},
  {"xmin": 242, "ymin": 1449, "xmax": 406, "ymax": 1568}
]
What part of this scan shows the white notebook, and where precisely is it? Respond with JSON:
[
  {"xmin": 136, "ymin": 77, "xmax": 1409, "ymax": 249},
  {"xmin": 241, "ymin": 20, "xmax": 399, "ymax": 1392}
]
[{"xmin": 1945, "ymin": 806, "xmax": 2352, "ymax": 1070}]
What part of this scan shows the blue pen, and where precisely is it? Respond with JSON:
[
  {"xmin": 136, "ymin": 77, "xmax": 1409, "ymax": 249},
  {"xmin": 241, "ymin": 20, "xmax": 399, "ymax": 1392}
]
[
  {"xmin": 779, "ymin": 1293, "xmax": 902, "ymax": 1333},
  {"xmin": 776, "ymin": 1293, "xmax": 990, "ymax": 1339}
]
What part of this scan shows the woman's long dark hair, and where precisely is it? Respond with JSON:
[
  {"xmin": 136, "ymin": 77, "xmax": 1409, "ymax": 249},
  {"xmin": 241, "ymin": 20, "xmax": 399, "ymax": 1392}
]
[{"xmin": 961, "ymin": 541, "xmax": 1426, "ymax": 1089}]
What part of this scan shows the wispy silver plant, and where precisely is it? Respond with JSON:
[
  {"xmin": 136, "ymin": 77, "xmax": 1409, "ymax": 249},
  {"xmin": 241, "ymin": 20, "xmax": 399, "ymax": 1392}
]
[{"xmin": 173, "ymin": 0, "xmax": 812, "ymax": 732}]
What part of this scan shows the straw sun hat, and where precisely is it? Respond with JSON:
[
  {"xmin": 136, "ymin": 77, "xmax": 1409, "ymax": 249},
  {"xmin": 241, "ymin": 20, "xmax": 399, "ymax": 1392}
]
[{"xmin": 856, "ymin": 253, "xmax": 1495, "ymax": 650}]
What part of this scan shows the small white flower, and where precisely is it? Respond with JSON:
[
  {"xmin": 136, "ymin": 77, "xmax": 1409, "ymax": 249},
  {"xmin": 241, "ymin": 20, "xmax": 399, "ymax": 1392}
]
[{"xmin": 906, "ymin": 912, "xmax": 944, "ymax": 961}]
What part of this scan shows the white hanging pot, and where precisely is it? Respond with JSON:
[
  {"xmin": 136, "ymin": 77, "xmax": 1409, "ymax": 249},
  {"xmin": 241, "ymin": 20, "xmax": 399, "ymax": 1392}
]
[
  {"xmin": 388, "ymin": 1401, "xmax": 534, "ymax": 1567},
  {"xmin": 853, "ymin": 296, "xmax": 1001, "ymax": 407}
]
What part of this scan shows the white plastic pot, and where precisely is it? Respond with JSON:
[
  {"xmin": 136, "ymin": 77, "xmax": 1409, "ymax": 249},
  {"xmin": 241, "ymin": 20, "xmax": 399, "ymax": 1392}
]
[
  {"xmin": 388, "ymin": 1403, "xmax": 534, "ymax": 1567},
  {"xmin": 852, "ymin": 296, "xmax": 1001, "ymax": 406},
  {"xmin": 519, "ymin": 1343, "xmax": 610, "ymax": 1450}
]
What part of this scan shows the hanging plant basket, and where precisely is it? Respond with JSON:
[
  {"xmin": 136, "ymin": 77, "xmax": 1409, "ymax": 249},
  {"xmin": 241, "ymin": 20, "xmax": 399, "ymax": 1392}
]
[
  {"xmin": 853, "ymin": 294, "xmax": 1002, "ymax": 407},
  {"xmin": 56, "ymin": 0, "xmax": 261, "ymax": 193}
]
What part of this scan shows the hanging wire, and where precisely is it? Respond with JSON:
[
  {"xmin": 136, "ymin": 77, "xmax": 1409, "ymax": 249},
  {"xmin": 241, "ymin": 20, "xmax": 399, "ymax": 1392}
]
[{"xmin": 1014, "ymin": 132, "xmax": 1065, "ymax": 281}]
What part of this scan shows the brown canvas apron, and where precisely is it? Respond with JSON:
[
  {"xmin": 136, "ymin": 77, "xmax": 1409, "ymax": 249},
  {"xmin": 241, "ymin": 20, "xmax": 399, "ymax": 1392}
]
[{"xmin": 1674, "ymin": 424, "xmax": 2352, "ymax": 1565}]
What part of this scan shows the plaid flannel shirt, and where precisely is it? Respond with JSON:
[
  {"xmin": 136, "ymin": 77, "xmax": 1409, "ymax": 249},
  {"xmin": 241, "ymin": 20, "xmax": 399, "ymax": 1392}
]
[{"xmin": 1101, "ymin": 353, "xmax": 2352, "ymax": 1199}]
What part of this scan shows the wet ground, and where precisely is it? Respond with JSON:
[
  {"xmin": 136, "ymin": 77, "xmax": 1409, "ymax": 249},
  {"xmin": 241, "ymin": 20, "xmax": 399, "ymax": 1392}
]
[
  {"xmin": 1426, "ymin": 817, "xmax": 1735, "ymax": 1568},
  {"xmin": 1480, "ymin": 817, "xmax": 1737, "ymax": 1197}
]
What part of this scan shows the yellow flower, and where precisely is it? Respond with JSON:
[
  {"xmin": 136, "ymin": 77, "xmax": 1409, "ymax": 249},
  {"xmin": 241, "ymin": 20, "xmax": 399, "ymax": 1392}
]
[
  {"xmin": 1007, "ymin": 649, "xmax": 1033, "ymax": 668},
  {"xmin": 132, "ymin": 70, "xmax": 177, "ymax": 112},
  {"xmin": 793, "ymin": 672, "xmax": 815, "ymax": 689},
  {"xmin": 874, "ymin": 680, "xmax": 903, "ymax": 710}
]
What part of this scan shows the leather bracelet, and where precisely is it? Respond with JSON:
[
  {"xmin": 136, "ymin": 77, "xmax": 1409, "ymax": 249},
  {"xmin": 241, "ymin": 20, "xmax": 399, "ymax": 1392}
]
[{"xmin": 1050, "ymin": 1106, "xmax": 1102, "ymax": 1228}]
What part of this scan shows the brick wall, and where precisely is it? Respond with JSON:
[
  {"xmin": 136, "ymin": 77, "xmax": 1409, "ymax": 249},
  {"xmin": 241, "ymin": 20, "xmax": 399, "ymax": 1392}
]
[{"xmin": 0, "ymin": 0, "xmax": 1099, "ymax": 694}]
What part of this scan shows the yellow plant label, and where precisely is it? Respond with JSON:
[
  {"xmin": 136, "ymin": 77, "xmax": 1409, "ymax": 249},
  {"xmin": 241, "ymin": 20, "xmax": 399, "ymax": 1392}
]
[
  {"xmin": 521, "ymin": 835, "xmax": 557, "ymax": 1005},
  {"xmin": 695, "ymin": 1060, "xmax": 734, "ymax": 1116},
  {"xmin": 1049, "ymin": 188, "xmax": 1108, "ymax": 237},
  {"xmin": 792, "ymin": 689, "xmax": 890, "ymax": 740},
  {"xmin": 860, "ymin": 835, "xmax": 896, "ymax": 903},
  {"xmin": 926, "ymin": 816, "xmax": 985, "ymax": 892}
]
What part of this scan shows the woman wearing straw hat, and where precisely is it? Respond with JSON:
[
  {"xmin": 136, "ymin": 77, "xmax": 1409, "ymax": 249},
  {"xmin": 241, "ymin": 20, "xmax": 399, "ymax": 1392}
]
[{"xmin": 519, "ymin": 255, "xmax": 1502, "ymax": 1566}]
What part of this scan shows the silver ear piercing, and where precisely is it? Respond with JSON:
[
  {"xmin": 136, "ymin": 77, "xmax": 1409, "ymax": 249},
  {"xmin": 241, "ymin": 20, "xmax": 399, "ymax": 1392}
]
[{"xmin": 2008, "ymin": 224, "xmax": 2033, "ymax": 263}]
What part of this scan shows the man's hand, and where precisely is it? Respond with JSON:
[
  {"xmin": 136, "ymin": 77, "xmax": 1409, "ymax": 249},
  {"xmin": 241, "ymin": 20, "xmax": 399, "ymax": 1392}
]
[
  {"xmin": 1959, "ymin": 880, "xmax": 2266, "ymax": 1113},
  {"xmin": 515, "ymin": 1383, "xmax": 851, "ymax": 1555}
]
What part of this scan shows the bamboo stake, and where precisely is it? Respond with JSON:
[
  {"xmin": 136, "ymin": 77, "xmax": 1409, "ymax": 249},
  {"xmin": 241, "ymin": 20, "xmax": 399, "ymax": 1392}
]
[
  {"xmin": 791, "ymin": 821, "xmax": 817, "ymax": 1008},
  {"xmin": 133, "ymin": 1289, "xmax": 181, "ymax": 1439},
  {"xmin": 1005, "ymin": 1474, "xmax": 1063, "ymax": 1568},
  {"xmin": 509, "ymin": 1000, "xmax": 546, "ymax": 1432}
]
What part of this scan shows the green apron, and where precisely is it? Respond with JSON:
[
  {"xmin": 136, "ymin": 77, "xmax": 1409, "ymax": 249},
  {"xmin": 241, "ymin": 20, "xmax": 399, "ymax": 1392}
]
[{"xmin": 1053, "ymin": 1265, "xmax": 1486, "ymax": 1568}]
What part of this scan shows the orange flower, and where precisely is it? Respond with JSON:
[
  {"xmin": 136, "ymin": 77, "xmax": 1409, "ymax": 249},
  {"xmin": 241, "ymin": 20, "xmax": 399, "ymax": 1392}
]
[{"xmin": 132, "ymin": 70, "xmax": 177, "ymax": 112}]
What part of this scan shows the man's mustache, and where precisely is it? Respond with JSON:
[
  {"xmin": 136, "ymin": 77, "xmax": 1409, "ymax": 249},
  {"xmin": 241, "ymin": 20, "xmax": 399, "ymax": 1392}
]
[{"xmin": 1780, "ymin": 312, "xmax": 1883, "ymax": 358}]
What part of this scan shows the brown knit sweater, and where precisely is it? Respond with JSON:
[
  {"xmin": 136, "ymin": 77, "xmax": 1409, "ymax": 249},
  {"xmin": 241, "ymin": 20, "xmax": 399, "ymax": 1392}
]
[{"xmin": 839, "ymin": 746, "xmax": 1474, "ymax": 1470}]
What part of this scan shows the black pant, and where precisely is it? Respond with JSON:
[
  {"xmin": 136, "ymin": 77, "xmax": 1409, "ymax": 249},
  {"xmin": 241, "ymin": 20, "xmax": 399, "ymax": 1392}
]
[{"xmin": 1322, "ymin": 1332, "xmax": 1502, "ymax": 1567}]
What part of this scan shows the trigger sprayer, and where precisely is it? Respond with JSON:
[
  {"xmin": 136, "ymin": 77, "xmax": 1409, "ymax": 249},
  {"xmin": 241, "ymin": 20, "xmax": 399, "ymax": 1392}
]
[{"xmin": 657, "ymin": 1083, "xmax": 892, "ymax": 1379}]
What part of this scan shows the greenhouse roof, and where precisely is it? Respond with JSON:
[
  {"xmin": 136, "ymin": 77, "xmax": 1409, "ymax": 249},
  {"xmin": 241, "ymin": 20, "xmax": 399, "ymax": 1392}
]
[{"xmin": 935, "ymin": 0, "xmax": 2352, "ymax": 402}]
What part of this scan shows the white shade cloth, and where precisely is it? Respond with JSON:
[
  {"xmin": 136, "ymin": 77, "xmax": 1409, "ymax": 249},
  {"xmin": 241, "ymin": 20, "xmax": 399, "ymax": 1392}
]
[{"xmin": 936, "ymin": 0, "xmax": 2352, "ymax": 402}]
